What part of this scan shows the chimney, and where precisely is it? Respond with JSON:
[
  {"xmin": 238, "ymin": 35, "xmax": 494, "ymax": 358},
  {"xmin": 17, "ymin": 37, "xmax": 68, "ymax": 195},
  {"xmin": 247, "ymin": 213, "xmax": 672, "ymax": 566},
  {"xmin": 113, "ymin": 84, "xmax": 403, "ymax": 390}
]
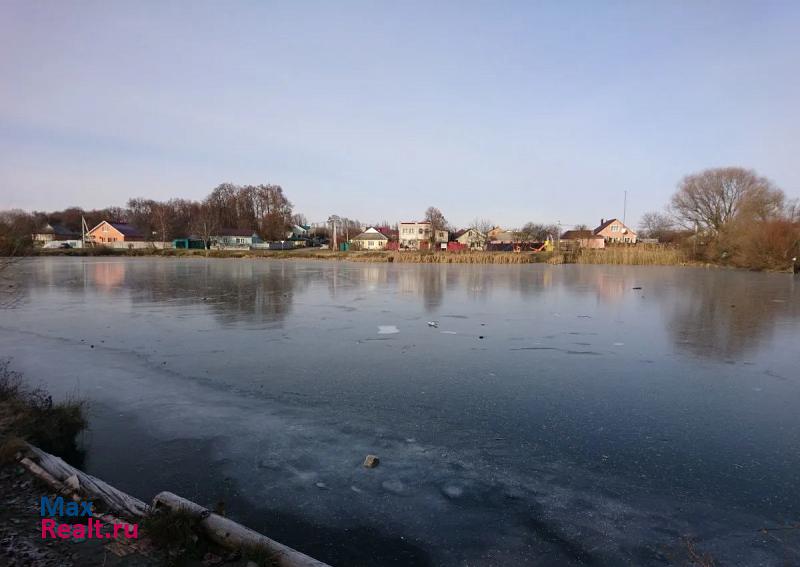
[{"xmin": 600, "ymin": 218, "xmax": 604, "ymax": 226}]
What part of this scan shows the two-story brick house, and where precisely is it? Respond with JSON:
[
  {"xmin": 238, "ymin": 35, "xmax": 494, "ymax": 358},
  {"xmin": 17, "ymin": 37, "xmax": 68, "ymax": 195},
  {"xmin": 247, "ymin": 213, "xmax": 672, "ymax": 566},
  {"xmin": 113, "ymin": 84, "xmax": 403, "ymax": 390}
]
[{"xmin": 399, "ymin": 221, "xmax": 448, "ymax": 250}]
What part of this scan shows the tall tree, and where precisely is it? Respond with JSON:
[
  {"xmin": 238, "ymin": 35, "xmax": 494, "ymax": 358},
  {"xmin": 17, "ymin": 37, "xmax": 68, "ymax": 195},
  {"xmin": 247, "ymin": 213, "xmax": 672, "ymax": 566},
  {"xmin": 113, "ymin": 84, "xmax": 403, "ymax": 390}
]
[
  {"xmin": 257, "ymin": 184, "xmax": 293, "ymax": 240},
  {"xmin": 151, "ymin": 202, "xmax": 173, "ymax": 246},
  {"xmin": 190, "ymin": 201, "xmax": 219, "ymax": 255},
  {"xmin": 206, "ymin": 183, "xmax": 239, "ymax": 229},
  {"xmin": 671, "ymin": 167, "xmax": 784, "ymax": 232},
  {"xmin": 424, "ymin": 206, "xmax": 447, "ymax": 244},
  {"xmin": 127, "ymin": 198, "xmax": 155, "ymax": 237}
]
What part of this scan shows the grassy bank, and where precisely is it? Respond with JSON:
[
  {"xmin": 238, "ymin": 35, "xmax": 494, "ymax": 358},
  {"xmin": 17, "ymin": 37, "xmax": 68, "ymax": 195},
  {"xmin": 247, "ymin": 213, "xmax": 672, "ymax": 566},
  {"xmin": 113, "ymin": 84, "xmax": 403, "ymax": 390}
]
[
  {"xmin": 0, "ymin": 361, "xmax": 280, "ymax": 566},
  {"xmin": 31, "ymin": 243, "xmax": 792, "ymax": 270},
  {"xmin": 35, "ymin": 245, "xmax": 694, "ymax": 266},
  {"xmin": 0, "ymin": 360, "xmax": 87, "ymax": 461}
]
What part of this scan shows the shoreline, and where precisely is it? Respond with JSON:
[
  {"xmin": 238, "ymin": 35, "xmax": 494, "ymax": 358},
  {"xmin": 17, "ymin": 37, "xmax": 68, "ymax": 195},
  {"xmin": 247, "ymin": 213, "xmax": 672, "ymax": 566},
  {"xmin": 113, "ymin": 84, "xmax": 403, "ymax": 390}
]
[
  {"xmin": 21, "ymin": 247, "xmax": 796, "ymax": 272},
  {"xmin": 0, "ymin": 360, "xmax": 327, "ymax": 567}
]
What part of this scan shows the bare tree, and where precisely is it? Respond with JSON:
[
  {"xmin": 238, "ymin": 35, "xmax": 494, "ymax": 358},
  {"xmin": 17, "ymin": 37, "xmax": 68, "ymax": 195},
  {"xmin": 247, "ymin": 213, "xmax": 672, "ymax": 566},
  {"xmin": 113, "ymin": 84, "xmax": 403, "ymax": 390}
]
[
  {"xmin": 470, "ymin": 218, "xmax": 493, "ymax": 236},
  {"xmin": 515, "ymin": 222, "xmax": 559, "ymax": 242},
  {"xmin": 127, "ymin": 198, "xmax": 155, "ymax": 236},
  {"xmin": 424, "ymin": 206, "xmax": 447, "ymax": 245},
  {"xmin": 168, "ymin": 198, "xmax": 196, "ymax": 239},
  {"xmin": 671, "ymin": 167, "xmax": 784, "ymax": 232},
  {"xmin": 190, "ymin": 201, "xmax": 219, "ymax": 255},
  {"xmin": 151, "ymin": 202, "xmax": 172, "ymax": 247},
  {"xmin": 256, "ymin": 184, "xmax": 293, "ymax": 240},
  {"xmin": 466, "ymin": 218, "xmax": 492, "ymax": 248},
  {"xmin": 206, "ymin": 183, "xmax": 239, "ymax": 229},
  {"xmin": 639, "ymin": 211, "xmax": 674, "ymax": 240},
  {"xmin": 0, "ymin": 210, "xmax": 36, "ymax": 256}
]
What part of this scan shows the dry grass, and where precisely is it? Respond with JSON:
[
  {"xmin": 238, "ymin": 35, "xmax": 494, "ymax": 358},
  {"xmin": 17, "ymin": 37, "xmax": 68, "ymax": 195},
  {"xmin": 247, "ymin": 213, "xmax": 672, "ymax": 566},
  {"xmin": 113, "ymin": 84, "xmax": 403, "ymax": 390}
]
[
  {"xmin": 386, "ymin": 251, "xmax": 553, "ymax": 264},
  {"xmin": 572, "ymin": 244, "xmax": 688, "ymax": 266},
  {"xmin": 142, "ymin": 507, "xmax": 279, "ymax": 566},
  {"xmin": 0, "ymin": 360, "xmax": 87, "ymax": 457},
  {"xmin": 36, "ymin": 244, "xmax": 703, "ymax": 267},
  {"xmin": 0, "ymin": 436, "xmax": 29, "ymax": 465}
]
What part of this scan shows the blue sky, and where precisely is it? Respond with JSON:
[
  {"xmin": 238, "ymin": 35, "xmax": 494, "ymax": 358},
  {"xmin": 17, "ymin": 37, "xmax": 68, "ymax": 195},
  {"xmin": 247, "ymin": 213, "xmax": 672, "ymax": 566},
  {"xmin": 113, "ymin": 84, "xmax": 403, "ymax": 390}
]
[{"xmin": 1, "ymin": 0, "xmax": 798, "ymax": 229}]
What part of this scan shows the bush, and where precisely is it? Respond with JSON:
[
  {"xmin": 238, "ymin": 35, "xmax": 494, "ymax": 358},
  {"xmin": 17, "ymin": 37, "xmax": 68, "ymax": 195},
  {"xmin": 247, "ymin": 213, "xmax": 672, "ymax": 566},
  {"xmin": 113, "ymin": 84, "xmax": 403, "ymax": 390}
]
[{"xmin": 728, "ymin": 218, "xmax": 800, "ymax": 270}]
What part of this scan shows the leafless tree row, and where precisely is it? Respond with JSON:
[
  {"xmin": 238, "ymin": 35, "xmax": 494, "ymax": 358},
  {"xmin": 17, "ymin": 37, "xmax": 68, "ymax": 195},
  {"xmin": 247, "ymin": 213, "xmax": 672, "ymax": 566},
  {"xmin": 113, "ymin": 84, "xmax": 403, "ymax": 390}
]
[{"xmin": 0, "ymin": 182, "xmax": 297, "ymax": 254}]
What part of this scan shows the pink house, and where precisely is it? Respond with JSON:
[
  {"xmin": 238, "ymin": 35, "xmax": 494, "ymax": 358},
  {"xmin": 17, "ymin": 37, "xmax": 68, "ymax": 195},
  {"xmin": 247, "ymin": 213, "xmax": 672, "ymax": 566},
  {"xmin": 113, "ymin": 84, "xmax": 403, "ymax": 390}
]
[
  {"xmin": 593, "ymin": 218, "xmax": 637, "ymax": 244},
  {"xmin": 561, "ymin": 230, "xmax": 605, "ymax": 249}
]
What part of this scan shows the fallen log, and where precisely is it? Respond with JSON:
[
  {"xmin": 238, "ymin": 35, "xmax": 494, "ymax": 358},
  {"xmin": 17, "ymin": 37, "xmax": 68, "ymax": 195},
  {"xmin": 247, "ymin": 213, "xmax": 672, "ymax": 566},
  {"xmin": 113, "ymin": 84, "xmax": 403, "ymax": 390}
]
[
  {"xmin": 153, "ymin": 491, "xmax": 330, "ymax": 567},
  {"xmin": 25, "ymin": 444, "xmax": 149, "ymax": 518},
  {"xmin": 17, "ymin": 443, "xmax": 330, "ymax": 567}
]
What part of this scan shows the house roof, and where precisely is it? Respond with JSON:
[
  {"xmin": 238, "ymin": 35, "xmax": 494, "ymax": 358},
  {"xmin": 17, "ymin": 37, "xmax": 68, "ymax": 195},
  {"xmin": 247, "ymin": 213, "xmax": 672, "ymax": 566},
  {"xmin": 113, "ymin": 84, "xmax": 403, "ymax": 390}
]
[
  {"xmin": 37, "ymin": 223, "xmax": 77, "ymax": 237},
  {"xmin": 593, "ymin": 218, "xmax": 636, "ymax": 235},
  {"xmin": 215, "ymin": 228, "xmax": 257, "ymax": 237},
  {"xmin": 489, "ymin": 230, "xmax": 516, "ymax": 242},
  {"xmin": 593, "ymin": 219, "xmax": 617, "ymax": 233},
  {"xmin": 352, "ymin": 228, "xmax": 388, "ymax": 241},
  {"xmin": 108, "ymin": 223, "xmax": 143, "ymax": 237},
  {"xmin": 453, "ymin": 228, "xmax": 484, "ymax": 239},
  {"xmin": 374, "ymin": 226, "xmax": 397, "ymax": 237}
]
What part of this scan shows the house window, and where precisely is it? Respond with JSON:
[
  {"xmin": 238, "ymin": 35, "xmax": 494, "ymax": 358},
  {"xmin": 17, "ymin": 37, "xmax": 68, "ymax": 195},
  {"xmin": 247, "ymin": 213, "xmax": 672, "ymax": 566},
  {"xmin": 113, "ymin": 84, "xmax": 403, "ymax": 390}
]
[{"xmin": 611, "ymin": 225, "xmax": 619, "ymax": 232}]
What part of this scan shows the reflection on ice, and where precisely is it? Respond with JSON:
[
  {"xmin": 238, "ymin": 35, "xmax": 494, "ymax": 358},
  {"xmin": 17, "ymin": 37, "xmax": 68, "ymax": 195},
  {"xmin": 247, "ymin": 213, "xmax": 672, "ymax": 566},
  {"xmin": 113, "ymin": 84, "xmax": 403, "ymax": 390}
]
[{"xmin": 3, "ymin": 258, "xmax": 800, "ymax": 566}]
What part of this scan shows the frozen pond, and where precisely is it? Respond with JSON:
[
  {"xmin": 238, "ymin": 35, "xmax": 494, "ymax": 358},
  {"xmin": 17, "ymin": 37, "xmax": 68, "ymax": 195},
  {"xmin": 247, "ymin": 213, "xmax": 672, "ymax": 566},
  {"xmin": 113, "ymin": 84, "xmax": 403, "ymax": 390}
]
[{"xmin": 2, "ymin": 258, "xmax": 799, "ymax": 565}]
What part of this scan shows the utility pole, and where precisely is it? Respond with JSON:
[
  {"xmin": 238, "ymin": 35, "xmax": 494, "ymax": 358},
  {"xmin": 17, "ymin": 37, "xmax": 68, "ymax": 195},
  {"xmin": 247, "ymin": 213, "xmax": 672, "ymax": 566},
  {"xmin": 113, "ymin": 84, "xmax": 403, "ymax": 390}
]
[
  {"xmin": 556, "ymin": 220, "xmax": 561, "ymax": 254},
  {"xmin": 623, "ymin": 190, "xmax": 628, "ymax": 225},
  {"xmin": 328, "ymin": 215, "xmax": 340, "ymax": 250},
  {"xmin": 81, "ymin": 216, "xmax": 90, "ymax": 248}
]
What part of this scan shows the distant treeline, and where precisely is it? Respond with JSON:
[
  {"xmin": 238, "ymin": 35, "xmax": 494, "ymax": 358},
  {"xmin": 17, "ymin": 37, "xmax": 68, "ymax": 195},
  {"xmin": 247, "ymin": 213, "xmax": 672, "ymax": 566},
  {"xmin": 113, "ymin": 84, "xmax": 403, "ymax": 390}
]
[
  {"xmin": 0, "ymin": 183, "xmax": 308, "ymax": 254},
  {"xmin": 1, "ymin": 167, "xmax": 799, "ymax": 270}
]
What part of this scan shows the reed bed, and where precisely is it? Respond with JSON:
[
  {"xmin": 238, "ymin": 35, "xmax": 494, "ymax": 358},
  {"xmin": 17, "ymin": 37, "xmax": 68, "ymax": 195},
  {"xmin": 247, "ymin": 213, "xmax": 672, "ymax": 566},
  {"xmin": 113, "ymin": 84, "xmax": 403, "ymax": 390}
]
[
  {"xmin": 387, "ymin": 251, "xmax": 552, "ymax": 264},
  {"xmin": 573, "ymin": 245, "xmax": 687, "ymax": 265},
  {"xmin": 39, "ymin": 245, "xmax": 692, "ymax": 266}
]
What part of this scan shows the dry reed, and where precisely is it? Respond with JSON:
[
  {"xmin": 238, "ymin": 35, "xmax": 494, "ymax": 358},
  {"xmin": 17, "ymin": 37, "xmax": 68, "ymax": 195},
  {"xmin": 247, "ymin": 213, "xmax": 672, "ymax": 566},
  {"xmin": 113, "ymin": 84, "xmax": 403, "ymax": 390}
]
[{"xmin": 573, "ymin": 245, "xmax": 687, "ymax": 266}]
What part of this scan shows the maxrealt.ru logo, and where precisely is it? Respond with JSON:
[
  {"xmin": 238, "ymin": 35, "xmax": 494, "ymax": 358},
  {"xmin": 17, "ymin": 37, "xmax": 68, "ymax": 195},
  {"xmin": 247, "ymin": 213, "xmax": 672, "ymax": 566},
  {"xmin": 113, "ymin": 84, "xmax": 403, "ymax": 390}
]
[{"xmin": 40, "ymin": 496, "xmax": 138, "ymax": 540}]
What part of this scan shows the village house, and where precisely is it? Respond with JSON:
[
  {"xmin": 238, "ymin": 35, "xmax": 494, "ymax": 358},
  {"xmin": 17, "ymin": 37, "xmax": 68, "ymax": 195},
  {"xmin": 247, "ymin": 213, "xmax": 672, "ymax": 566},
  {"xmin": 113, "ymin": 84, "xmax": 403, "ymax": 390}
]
[
  {"xmin": 32, "ymin": 223, "xmax": 79, "ymax": 245},
  {"xmin": 87, "ymin": 221, "xmax": 145, "ymax": 247},
  {"xmin": 350, "ymin": 227, "xmax": 389, "ymax": 250},
  {"xmin": 487, "ymin": 227, "xmax": 516, "ymax": 244},
  {"xmin": 560, "ymin": 229, "xmax": 605, "ymax": 249},
  {"xmin": 399, "ymin": 221, "xmax": 448, "ymax": 250},
  {"xmin": 593, "ymin": 218, "xmax": 637, "ymax": 244},
  {"xmin": 287, "ymin": 224, "xmax": 310, "ymax": 239},
  {"xmin": 453, "ymin": 228, "xmax": 487, "ymax": 250},
  {"xmin": 374, "ymin": 226, "xmax": 398, "ymax": 242},
  {"xmin": 211, "ymin": 228, "xmax": 261, "ymax": 249}
]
